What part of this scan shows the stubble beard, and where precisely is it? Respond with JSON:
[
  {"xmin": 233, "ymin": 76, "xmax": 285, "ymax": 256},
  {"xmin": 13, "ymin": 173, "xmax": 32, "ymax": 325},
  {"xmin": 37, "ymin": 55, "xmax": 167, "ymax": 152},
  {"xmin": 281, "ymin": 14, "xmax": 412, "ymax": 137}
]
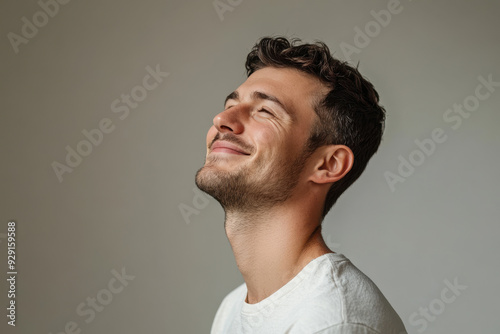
[{"xmin": 195, "ymin": 146, "xmax": 312, "ymax": 215}]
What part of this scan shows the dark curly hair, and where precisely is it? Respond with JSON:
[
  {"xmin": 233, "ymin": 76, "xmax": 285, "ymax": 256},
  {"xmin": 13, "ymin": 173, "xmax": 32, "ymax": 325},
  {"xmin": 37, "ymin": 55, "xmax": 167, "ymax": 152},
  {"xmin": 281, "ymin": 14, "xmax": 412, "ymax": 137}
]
[{"xmin": 245, "ymin": 37, "xmax": 386, "ymax": 219}]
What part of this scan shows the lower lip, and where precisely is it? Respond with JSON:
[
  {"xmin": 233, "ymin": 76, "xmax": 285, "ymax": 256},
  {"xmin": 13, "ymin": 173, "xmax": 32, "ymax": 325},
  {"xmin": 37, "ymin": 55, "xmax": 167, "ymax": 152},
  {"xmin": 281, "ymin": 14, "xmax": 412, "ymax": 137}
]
[{"xmin": 211, "ymin": 147, "xmax": 247, "ymax": 155}]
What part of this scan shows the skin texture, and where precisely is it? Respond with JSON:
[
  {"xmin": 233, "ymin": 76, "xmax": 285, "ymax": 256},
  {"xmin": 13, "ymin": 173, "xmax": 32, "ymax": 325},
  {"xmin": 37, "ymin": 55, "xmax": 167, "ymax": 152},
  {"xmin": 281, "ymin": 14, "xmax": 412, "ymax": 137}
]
[{"xmin": 196, "ymin": 67, "xmax": 354, "ymax": 304}]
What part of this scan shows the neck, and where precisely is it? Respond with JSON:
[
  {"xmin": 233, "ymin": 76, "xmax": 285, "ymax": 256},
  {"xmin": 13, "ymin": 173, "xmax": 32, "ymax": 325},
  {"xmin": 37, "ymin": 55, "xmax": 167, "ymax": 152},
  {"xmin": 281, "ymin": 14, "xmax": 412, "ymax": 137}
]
[{"xmin": 224, "ymin": 201, "xmax": 333, "ymax": 304}]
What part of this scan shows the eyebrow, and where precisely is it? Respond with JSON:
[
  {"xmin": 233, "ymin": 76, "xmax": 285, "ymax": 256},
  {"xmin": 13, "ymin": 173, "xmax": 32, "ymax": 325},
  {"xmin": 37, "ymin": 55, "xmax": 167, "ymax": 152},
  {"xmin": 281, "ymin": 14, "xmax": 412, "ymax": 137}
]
[{"xmin": 224, "ymin": 90, "xmax": 293, "ymax": 119}]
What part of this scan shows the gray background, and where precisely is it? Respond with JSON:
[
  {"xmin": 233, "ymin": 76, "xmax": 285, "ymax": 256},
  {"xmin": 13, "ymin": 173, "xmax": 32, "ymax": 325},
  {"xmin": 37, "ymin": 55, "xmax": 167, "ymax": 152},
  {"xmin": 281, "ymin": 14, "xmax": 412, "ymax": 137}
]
[{"xmin": 1, "ymin": 0, "xmax": 499, "ymax": 333}]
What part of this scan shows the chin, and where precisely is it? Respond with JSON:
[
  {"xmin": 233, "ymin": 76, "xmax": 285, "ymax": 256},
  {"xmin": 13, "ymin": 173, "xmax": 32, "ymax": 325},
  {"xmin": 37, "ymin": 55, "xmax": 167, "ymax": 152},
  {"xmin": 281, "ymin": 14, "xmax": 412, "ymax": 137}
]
[{"xmin": 195, "ymin": 165, "xmax": 226, "ymax": 195}]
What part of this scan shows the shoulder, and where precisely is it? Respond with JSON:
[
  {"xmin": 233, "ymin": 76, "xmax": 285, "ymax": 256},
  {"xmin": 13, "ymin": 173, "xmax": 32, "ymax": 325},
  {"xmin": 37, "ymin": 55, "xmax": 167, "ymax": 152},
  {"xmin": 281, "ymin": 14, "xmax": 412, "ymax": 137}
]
[{"xmin": 296, "ymin": 253, "xmax": 407, "ymax": 334}]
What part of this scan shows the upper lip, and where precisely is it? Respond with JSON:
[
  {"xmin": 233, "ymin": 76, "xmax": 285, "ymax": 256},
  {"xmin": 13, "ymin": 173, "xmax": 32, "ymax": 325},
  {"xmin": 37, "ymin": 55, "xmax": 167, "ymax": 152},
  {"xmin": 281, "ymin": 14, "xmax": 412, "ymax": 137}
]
[{"xmin": 211, "ymin": 141, "xmax": 250, "ymax": 155}]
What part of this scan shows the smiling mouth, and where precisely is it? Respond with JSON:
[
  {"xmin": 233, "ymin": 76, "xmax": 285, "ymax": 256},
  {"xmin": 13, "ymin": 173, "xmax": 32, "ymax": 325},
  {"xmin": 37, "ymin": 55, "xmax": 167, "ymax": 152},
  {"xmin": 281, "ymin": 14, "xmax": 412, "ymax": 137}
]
[
  {"xmin": 211, "ymin": 147, "xmax": 250, "ymax": 155},
  {"xmin": 209, "ymin": 140, "xmax": 251, "ymax": 155}
]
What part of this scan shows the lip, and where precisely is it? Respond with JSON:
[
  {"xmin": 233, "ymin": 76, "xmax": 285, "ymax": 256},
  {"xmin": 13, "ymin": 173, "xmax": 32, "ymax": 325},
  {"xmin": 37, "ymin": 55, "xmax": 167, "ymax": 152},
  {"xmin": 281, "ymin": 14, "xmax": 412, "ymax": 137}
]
[{"xmin": 210, "ymin": 141, "xmax": 250, "ymax": 155}]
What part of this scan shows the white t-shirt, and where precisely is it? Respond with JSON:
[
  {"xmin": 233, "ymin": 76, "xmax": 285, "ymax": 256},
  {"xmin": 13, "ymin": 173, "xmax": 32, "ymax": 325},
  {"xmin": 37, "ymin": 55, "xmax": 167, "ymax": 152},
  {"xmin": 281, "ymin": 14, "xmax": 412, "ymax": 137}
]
[{"xmin": 211, "ymin": 253, "xmax": 407, "ymax": 334}]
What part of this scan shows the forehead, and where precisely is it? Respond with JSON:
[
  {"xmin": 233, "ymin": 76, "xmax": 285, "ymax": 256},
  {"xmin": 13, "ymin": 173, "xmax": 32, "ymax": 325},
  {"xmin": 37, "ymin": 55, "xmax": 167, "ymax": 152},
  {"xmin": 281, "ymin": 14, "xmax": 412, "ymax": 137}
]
[{"xmin": 235, "ymin": 67, "xmax": 328, "ymax": 119}]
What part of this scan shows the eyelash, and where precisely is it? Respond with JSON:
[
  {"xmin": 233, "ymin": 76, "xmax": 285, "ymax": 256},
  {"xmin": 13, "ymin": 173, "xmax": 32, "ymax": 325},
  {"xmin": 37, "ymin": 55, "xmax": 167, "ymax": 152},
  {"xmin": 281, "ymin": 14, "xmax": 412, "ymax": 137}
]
[{"xmin": 224, "ymin": 105, "xmax": 274, "ymax": 116}]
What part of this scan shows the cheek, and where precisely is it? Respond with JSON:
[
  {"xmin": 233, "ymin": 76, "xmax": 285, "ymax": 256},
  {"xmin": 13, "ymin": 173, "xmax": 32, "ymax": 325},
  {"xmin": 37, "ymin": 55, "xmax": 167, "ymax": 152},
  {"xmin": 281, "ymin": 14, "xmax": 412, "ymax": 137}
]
[
  {"xmin": 251, "ymin": 126, "xmax": 289, "ymax": 163},
  {"xmin": 252, "ymin": 125, "xmax": 278, "ymax": 147}
]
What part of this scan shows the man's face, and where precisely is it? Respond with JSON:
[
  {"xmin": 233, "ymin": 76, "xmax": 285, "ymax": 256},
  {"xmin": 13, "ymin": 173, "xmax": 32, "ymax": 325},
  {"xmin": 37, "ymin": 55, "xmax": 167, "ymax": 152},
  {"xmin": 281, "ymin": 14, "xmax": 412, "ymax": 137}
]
[{"xmin": 195, "ymin": 67, "xmax": 328, "ymax": 213}]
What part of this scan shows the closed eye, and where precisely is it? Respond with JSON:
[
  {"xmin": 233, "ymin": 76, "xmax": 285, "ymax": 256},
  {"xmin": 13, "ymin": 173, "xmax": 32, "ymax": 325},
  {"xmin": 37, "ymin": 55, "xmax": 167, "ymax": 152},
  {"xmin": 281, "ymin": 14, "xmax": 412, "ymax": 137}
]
[
  {"xmin": 223, "ymin": 105, "xmax": 274, "ymax": 116},
  {"xmin": 259, "ymin": 108, "xmax": 273, "ymax": 115}
]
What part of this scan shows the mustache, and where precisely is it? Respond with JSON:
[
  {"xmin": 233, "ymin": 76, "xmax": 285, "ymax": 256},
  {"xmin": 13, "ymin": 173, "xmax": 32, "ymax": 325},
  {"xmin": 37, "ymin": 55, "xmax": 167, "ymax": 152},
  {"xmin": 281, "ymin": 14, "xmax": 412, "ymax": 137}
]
[{"xmin": 210, "ymin": 133, "xmax": 254, "ymax": 154}]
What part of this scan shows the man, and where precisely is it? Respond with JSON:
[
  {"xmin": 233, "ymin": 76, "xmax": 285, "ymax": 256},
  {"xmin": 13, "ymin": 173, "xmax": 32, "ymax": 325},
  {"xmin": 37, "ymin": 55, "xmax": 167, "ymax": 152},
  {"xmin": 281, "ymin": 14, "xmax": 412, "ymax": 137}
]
[{"xmin": 196, "ymin": 37, "xmax": 407, "ymax": 334}]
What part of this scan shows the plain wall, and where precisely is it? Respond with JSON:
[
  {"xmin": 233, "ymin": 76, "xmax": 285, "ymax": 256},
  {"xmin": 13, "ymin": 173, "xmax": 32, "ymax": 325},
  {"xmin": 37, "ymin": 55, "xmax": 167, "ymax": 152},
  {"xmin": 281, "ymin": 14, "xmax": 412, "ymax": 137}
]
[{"xmin": 1, "ymin": 0, "xmax": 499, "ymax": 333}]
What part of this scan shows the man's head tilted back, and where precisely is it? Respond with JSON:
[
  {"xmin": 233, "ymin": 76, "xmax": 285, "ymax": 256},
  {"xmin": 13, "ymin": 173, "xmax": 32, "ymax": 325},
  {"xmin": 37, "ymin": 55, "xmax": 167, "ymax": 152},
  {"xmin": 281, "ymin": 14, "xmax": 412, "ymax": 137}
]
[
  {"xmin": 197, "ymin": 37, "xmax": 406, "ymax": 333},
  {"xmin": 196, "ymin": 36, "xmax": 385, "ymax": 222}
]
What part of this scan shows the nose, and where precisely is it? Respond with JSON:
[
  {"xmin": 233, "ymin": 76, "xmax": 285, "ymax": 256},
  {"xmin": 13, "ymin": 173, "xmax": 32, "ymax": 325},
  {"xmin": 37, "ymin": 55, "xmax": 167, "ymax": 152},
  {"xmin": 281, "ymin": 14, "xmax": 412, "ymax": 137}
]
[{"xmin": 213, "ymin": 105, "xmax": 245, "ymax": 134}]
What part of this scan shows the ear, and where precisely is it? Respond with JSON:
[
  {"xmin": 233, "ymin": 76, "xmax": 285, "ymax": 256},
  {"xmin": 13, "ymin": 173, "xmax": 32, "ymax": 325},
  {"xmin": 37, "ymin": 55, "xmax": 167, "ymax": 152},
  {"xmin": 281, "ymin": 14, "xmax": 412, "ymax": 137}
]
[{"xmin": 308, "ymin": 145, "xmax": 354, "ymax": 185}]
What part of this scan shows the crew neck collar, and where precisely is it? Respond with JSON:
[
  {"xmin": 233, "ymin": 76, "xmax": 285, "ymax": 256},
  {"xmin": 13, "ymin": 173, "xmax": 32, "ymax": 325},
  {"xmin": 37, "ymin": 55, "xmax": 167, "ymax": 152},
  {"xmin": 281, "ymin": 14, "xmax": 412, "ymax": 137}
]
[{"xmin": 241, "ymin": 252, "xmax": 347, "ymax": 314}]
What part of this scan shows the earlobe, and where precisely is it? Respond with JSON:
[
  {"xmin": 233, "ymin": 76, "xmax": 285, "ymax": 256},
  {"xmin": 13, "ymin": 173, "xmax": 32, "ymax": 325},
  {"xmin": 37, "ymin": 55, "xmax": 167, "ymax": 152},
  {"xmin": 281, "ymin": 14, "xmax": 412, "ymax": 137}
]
[{"xmin": 310, "ymin": 145, "xmax": 354, "ymax": 185}]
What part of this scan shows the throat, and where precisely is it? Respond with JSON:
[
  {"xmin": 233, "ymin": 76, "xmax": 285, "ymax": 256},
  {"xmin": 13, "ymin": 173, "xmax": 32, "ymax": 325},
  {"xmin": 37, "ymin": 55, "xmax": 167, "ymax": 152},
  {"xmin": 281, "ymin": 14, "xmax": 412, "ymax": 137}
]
[{"xmin": 226, "ymin": 213, "xmax": 331, "ymax": 304}]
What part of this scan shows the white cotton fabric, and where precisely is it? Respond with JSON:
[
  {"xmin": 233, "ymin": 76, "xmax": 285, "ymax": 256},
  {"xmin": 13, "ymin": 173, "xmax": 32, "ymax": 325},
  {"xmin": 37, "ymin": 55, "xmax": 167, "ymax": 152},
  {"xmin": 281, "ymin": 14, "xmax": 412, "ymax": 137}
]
[{"xmin": 211, "ymin": 253, "xmax": 407, "ymax": 334}]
